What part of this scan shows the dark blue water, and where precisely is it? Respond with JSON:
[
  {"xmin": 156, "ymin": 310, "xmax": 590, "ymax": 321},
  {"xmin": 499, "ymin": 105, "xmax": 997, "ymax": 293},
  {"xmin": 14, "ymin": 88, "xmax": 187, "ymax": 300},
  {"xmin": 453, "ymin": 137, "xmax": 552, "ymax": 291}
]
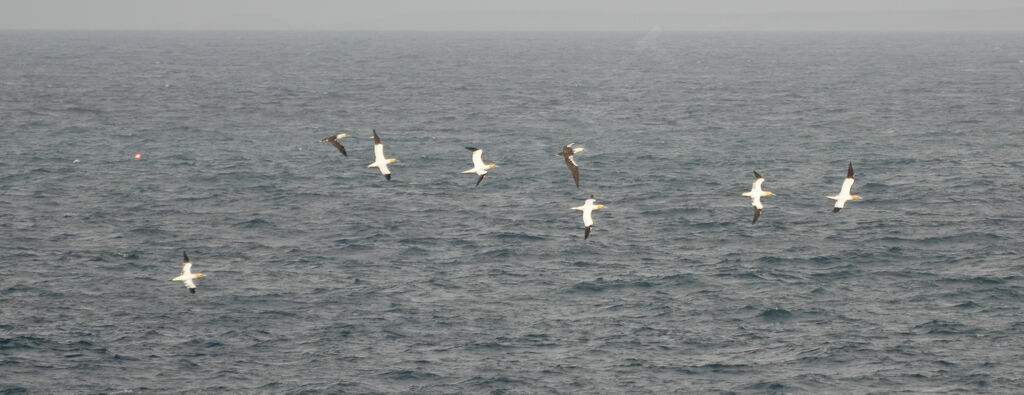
[{"xmin": 2, "ymin": 31, "xmax": 1024, "ymax": 393}]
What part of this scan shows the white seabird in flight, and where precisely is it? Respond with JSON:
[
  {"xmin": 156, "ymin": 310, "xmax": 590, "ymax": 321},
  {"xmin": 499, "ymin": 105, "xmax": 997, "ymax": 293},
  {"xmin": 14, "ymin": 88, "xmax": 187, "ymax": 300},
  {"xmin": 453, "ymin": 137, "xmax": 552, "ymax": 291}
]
[
  {"xmin": 741, "ymin": 170, "xmax": 773, "ymax": 224},
  {"xmin": 572, "ymin": 195, "xmax": 605, "ymax": 239},
  {"xmin": 171, "ymin": 251, "xmax": 203, "ymax": 294},
  {"xmin": 828, "ymin": 162, "xmax": 860, "ymax": 213},
  {"xmin": 367, "ymin": 130, "xmax": 397, "ymax": 181},
  {"xmin": 461, "ymin": 147, "xmax": 497, "ymax": 187}
]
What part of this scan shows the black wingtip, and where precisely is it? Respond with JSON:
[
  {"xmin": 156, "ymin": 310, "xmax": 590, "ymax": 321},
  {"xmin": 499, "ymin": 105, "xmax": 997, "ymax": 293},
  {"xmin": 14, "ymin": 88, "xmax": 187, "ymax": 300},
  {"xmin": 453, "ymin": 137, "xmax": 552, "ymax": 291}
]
[
  {"xmin": 584, "ymin": 226, "xmax": 591, "ymax": 240},
  {"xmin": 833, "ymin": 207, "xmax": 841, "ymax": 213},
  {"xmin": 189, "ymin": 288, "xmax": 196, "ymax": 294},
  {"xmin": 465, "ymin": 147, "xmax": 479, "ymax": 151},
  {"xmin": 847, "ymin": 162, "xmax": 854, "ymax": 178},
  {"xmin": 753, "ymin": 170, "xmax": 762, "ymax": 179},
  {"xmin": 385, "ymin": 174, "xmax": 391, "ymax": 181},
  {"xmin": 475, "ymin": 174, "xmax": 485, "ymax": 187},
  {"xmin": 183, "ymin": 251, "xmax": 189, "ymax": 263}
]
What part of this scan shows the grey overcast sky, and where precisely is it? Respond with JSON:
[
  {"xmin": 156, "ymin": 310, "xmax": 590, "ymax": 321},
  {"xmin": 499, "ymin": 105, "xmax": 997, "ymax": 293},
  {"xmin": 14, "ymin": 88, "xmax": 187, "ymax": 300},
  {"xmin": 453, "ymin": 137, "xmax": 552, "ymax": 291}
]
[{"xmin": 2, "ymin": 0, "xmax": 1023, "ymax": 31}]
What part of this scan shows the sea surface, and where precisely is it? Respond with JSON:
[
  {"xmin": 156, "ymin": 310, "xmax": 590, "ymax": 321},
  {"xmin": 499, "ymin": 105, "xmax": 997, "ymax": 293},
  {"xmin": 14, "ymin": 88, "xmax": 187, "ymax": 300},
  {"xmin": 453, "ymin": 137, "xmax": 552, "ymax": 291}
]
[{"xmin": 2, "ymin": 31, "xmax": 1024, "ymax": 393}]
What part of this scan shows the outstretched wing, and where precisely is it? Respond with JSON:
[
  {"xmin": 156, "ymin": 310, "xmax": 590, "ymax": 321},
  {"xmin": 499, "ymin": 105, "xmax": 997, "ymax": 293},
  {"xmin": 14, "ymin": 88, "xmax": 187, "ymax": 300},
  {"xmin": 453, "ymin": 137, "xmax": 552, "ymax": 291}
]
[
  {"xmin": 467, "ymin": 148, "xmax": 484, "ymax": 169},
  {"xmin": 564, "ymin": 155, "xmax": 580, "ymax": 187},
  {"xmin": 839, "ymin": 177, "xmax": 855, "ymax": 196},
  {"xmin": 181, "ymin": 251, "xmax": 191, "ymax": 276},
  {"xmin": 475, "ymin": 174, "xmax": 485, "ymax": 187},
  {"xmin": 752, "ymin": 207, "xmax": 762, "ymax": 224},
  {"xmin": 329, "ymin": 140, "xmax": 347, "ymax": 157},
  {"xmin": 374, "ymin": 141, "xmax": 385, "ymax": 163}
]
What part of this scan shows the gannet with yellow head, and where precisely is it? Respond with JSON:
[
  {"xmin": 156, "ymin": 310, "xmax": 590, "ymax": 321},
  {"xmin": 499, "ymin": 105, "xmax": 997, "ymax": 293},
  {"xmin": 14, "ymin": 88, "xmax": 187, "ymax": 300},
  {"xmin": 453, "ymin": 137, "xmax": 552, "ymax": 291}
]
[
  {"xmin": 461, "ymin": 147, "xmax": 497, "ymax": 187},
  {"xmin": 171, "ymin": 251, "xmax": 203, "ymax": 294},
  {"xmin": 828, "ymin": 162, "xmax": 861, "ymax": 212},
  {"xmin": 572, "ymin": 195, "xmax": 605, "ymax": 239},
  {"xmin": 741, "ymin": 170, "xmax": 773, "ymax": 224},
  {"xmin": 367, "ymin": 130, "xmax": 397, "ymax": 181}
]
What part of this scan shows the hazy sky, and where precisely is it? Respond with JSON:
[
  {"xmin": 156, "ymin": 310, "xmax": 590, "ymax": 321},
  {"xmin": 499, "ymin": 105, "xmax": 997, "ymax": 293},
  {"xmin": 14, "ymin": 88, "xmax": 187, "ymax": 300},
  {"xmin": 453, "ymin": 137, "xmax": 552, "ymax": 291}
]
[{"xmin": 2, "ymin": 0, "xmax": 1023, "ymax": 31}]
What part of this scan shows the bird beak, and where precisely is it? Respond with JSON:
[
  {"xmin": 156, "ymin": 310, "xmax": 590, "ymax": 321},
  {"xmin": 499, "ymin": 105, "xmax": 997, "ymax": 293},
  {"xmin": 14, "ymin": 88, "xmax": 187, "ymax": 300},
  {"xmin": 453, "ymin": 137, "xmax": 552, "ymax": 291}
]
[{"xmin": 196, "ymin": 273, "xmax": 204, "ymax": 277}]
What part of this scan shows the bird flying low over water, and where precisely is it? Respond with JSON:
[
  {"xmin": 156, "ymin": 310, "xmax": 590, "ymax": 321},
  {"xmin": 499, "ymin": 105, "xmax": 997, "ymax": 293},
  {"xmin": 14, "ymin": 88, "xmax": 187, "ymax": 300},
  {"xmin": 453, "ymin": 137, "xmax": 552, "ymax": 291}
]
[
  {"xmin": 367, "ymin": 130, "xmax": 397, "ymax": 181},
  {"xmin": 828, "ymin": 162, "xmax": 860, "ymax": 212},
  {"xmin": 572, "ymin": 195, "xmax": 605, "ymax": 239},
  {"xmin": 741, "ymin": 171, "xmax": 773, "ymax": 224},
  {"xmin": 171, "ymin": 251, "xmax": 203, "ymax": 294},
  {"xmin": 555, "ymin": 143, "xmax": 585, "ymax": 188},
  {"xmin": 461, "ymin": 147, "xmax": 497, "ymax": 187},
  {"xmin": 320, "ymin": 133, "xmax": 348, "ymax": 157}
]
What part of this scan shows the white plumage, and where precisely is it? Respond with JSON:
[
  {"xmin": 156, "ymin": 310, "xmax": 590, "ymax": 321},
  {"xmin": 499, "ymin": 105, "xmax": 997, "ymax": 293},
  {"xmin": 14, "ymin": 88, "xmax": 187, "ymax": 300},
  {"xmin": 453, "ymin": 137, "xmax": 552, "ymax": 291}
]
[
  {"xmin": 461, "ymin": 147, "xmax": 496, "ymax": 186},
  {"xmin": 827, "ymin": 162, "xmax": 860, "ymax": 212},
  {"xmin": 741, "ymin": 171, "xmax": 773, "ymax": 224},
  {"xmin": 571, "ymin": 195, "xmax": 605, "ymax": 239},
  {"xmin": 367, "ymin": 130, "xmax": 396, "ymax": 181},
  {"xmin": 171, "ymin": 251, "xmax": 203, "ymax": 294}
]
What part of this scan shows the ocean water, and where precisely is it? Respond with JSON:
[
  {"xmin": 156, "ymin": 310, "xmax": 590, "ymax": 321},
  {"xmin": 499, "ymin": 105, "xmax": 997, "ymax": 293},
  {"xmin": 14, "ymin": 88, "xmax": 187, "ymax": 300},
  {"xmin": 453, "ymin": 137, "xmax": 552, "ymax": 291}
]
[{"xmin": 2, "ymin": 31, "xmax": 1024, "ymax": 393}]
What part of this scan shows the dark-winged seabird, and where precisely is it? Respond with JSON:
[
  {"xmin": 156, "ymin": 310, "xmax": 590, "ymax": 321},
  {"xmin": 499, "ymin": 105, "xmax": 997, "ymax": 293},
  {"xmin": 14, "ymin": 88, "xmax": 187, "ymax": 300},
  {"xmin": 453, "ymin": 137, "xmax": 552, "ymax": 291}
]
[
  {"xmin": 320, "ymin": 133, "xmax": 348, "ymax": 157},
  {"xmin": 555, "ymin": 143, "xmax": 585, "ymax": 188}
]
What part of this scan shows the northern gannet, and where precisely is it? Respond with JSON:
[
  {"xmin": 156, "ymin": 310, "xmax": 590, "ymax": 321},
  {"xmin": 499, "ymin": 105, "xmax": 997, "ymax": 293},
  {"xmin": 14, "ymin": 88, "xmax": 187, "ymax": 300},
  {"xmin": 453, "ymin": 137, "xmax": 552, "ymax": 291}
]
[
  {"xmin": 320, "ymin": 133, "xmax": 348, "ymax": 157},
  {"xmin": 171, "ymin": 251, "xmax": 203, "ymax": 294},
  {"xmin": 554, "ymin": 143, "xmax": 585, "ymax": 188},
  {"xmin": 572, "ymin": 195, "xmax": 605, "ymax": 239},
  {"xmin": 461, "ymin": 147, "xmax": 496, "ymax": 187},
  {"xmin": 367, "ymin": 130, "xmax": 396, "ymax": 181},
  {"xmin": 828, "ymin": 162, "xmax": 860, "ymax": 212},
  {"xmin": 741, "ymin": 171, "xmax": 773, "ymax": 224}
]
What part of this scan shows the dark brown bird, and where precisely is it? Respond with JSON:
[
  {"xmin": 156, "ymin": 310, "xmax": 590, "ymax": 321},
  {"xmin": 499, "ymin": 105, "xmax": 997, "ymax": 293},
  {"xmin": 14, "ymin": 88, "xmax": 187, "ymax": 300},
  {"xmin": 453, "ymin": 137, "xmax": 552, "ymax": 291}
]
[
  {"xmin": 320, "ymin": 133, "xmax": 348, "ymax": 157},
  {"xmin": 554, "ymin": 143, "xmax": 585, "ymax": 188}
]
